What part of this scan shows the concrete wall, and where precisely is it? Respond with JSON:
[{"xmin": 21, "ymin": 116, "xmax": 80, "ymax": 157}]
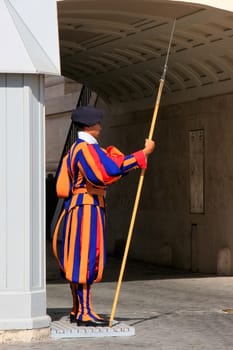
[{"xmin": 99, "ymin": 93, "xmax": 233, "ymax": 274}]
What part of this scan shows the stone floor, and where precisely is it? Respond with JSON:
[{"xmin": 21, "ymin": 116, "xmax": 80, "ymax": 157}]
[{"xmin": 2, "ymin": 242, "xmax": 233, "ymax": 349}]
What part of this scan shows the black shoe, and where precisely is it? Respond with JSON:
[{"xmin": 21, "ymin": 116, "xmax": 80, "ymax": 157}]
[
  {"xmin": 70, "ymin": 313, "xmax": 77, "ymax": 323},
  {"xmin": 76, "ymin": 319, "xmax": 109, "ymax": 327}
]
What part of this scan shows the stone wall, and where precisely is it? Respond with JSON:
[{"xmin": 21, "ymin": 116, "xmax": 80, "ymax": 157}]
[{"xmin": 99, "ymin": 93, "xmax": 233, "ymax": 274}]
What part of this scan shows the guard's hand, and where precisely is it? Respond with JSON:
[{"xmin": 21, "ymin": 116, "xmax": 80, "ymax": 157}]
[{"xmin": 143, "ymin": 139, "xmax": 155, "ymax": 156}]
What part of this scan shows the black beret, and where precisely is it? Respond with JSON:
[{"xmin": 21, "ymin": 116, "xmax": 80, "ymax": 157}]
[{"xmin": 71, "ymin": 106, "xmax": 104, "ymax": 126}]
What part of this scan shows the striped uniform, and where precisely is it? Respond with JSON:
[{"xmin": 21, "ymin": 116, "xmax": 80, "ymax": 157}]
[{"xmin": 53, "ymin": 138, "xmax": 146, "ymax": 321}]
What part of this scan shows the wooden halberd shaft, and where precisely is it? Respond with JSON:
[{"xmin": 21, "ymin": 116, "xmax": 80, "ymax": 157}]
[{"xmin": 109, "ymin": 19, "xmax": 176, "ymax": 328}]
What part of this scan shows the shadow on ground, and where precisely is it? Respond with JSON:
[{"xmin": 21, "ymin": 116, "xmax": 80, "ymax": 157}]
[
  {"xmin": 46, "ymin": 240, "xmax": 216, "ymax": 285},
  {"xmin": 47, "ymin": 307, "xmax": 163, "ymax": 328}
]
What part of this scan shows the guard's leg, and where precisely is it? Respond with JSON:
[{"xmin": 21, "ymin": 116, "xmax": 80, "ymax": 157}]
[
  {"xmin": 69, "ymin": 282, "xmax": 78, "ymax": 323},
  {"xmin": 76, "ymin": 284, "xmax": 107, "ymax": 326}
]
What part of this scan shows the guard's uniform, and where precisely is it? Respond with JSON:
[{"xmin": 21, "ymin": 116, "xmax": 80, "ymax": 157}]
[
  {"xmin": 53, "ymin": 137, "xmax": 146, "ymax": 322},
  {"xmin": 52, "ymin": 105, "xmax": 148, "ymax": 324}
]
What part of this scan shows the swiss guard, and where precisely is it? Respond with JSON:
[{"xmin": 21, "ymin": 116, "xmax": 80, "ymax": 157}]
[{"xmin": 53, "ymin": 106, "xmax": 155, "ymax": 326}]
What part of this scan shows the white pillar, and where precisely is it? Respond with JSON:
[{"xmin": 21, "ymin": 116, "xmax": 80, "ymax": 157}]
[{"xmin": 0, "ymin": 74, "xmax": 50, "ymax": 330}]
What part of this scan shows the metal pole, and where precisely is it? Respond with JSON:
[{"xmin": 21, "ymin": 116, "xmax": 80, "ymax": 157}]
[{"xmin": 109, "ymin": 19, "xmax": 176, "ymax": 327}]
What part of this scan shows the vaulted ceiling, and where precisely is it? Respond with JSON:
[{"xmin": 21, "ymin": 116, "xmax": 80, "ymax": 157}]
[{"xmin": 57, "ymin": 1, "xmax": 233, "ymax": 109}]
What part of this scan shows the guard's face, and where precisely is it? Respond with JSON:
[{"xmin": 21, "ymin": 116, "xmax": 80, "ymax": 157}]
[{"xmin": 86, "ymin": 122, "xmax": 102, "ymax": 139}]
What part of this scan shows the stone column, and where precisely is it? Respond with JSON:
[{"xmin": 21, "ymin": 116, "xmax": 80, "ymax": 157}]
[{"xmin": 0, "ymin": 74, "xmax": 50, "ymax": 330}]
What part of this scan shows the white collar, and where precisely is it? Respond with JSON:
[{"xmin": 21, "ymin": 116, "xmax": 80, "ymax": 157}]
[{"xmin": 78, "ymin": 131, "xmax": 98, "ymax": 144}]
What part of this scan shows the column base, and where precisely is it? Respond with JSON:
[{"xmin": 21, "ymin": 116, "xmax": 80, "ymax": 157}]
[
  {"xmin": 0, "ymin": 325, "xmax": 51, "ymax": 344},
  {"xmin": 0, "ymin": 315, "xmax": 51, "ymax": 331}
]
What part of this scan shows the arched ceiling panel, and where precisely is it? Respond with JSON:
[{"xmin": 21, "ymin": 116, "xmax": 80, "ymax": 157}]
[{"xmin": 58, "ymin": 0, "xmax": 233, "ymax": 109}]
